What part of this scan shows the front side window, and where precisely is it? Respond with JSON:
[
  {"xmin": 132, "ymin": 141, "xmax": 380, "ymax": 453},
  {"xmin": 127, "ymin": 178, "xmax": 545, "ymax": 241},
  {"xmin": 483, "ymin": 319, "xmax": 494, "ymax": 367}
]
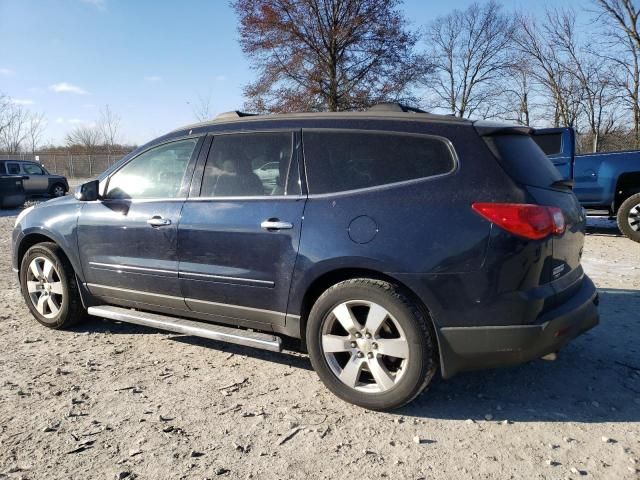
[
  {"xmin": 200, "ymin": 132, "xmax": 294, "ymax": 197},
  {"xmin": 23, "ymin": 163, "xmax": 44, "ymax": 175},
  {"xmin": 303, "ymin": 131, "xmax": 455, "ymax": 194},
  {"xmin": 7, "ymin": 163, "xmax": 20, "ymax": 174},
  {"xmin": 106, "ymin": 138, "xmax": 198, "ymax": 199}
]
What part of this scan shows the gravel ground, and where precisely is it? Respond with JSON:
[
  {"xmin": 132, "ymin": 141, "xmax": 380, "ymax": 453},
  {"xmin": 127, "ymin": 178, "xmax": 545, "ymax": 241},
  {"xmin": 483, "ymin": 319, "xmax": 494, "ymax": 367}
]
[{"xmin": 0, "ymin": 208, "xmax": 639, "ymax": 480}]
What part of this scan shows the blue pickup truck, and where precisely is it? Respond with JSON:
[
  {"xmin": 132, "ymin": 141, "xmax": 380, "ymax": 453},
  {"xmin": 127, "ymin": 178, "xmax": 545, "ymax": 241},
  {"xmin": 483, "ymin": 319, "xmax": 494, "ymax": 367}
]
[{"xmin": 533, "ymin": 127, "xmax": 640, "ymax": 242}]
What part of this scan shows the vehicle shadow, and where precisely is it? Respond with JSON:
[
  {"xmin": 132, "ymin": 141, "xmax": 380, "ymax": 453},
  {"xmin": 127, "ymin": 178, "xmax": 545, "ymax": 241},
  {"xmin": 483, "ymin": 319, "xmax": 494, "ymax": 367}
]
[
  {"xmin": 75, "ymin": 289, "xmax": 638, "ymax": 422},
  {"xmin": 403, "ymin": 288, "xmax": 640, "ymax": 423},
  {"xmin": 0, "ymin": 208, "xmax": 20, "ymax": 218},
  {"xmin": 72, "ymin": 317, "xmax": 313, "ymax": 371},
  {"xmin": 585, "ymin": 216, "xmax": 622, "ymax": 238}
]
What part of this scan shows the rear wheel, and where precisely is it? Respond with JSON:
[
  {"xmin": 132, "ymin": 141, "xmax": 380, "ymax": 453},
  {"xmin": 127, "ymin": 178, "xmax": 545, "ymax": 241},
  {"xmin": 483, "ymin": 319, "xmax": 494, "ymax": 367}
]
[
  {"xmin": 20, "ymin": 242, "xmax": 86, "ymax": 329},
  {"xmin": 306, "ymin": 278, "xmax": 437, "ymax": 410},
  {"xmin": 50, "ymin": 183, "xmax": 66, "ymax": 197},
  {"xmin": 617, "ymin": 193, "xmax": 640, "ymax": 243}
]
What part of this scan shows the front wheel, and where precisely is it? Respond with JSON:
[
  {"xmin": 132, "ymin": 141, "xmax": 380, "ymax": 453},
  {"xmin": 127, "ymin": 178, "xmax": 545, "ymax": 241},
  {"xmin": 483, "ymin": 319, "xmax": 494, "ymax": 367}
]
[
  {"xmin": 617, "ymin": 193, "xmax": 640, "ymax": 243},
  {"xmin": 306, "ymin": 279, "xmax": 437, "ymax": 410},
  {"xmin": 20, "ymin": 242, "xmax": 86, "ymax": 329}
]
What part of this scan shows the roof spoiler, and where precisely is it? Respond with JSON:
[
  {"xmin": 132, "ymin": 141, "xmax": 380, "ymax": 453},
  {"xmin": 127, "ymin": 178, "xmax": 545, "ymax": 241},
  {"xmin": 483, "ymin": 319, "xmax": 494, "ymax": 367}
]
[
  {"xmin": 474, "ymin": 121, "xmax": 533, "ymax": 136},
  {"xmin": 215, "ymin": 110, "xmax": 258, "ymax": 121},
  {"xmin": 367, "ymin": 103, "xmax": 428, "ymax": 114}
]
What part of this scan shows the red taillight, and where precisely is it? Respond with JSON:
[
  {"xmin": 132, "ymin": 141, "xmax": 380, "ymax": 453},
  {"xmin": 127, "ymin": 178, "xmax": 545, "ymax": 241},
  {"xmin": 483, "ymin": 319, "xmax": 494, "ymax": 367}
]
[{"xmin": 472, "ymin": 203, "xmax": 566, "ymax": 240}]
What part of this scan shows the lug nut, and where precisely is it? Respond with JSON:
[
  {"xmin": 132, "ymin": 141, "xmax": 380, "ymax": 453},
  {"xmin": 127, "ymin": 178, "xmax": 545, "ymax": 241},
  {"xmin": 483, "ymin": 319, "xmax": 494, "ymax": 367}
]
[
  {"xmin": 356, "ymin": 351, "xmax": 364, "ymax": 358},
  {"xmin": 365, "ymin": 333, "xmax": 372, "ymax": 339},
  {"xmin": 367, "ymin": 352, "xmax": 374, "ymax": 359},
  {"xmin": 372, "ymin": 343, "xmax": 378, "ymax": 350},
  {"xmin": 350, "ymin": 341, "xmax": 357, "ymax": 348},
  {"xmin": 355, "ymin": 332, "xmax": 362, "ymax": 338}
]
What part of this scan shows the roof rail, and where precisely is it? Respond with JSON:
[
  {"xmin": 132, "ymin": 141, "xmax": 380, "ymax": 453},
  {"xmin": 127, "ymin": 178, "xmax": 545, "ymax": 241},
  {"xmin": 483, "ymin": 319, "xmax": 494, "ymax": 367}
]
[
  {"xmin": 368, "ymin": 103, "xmax": 427, "ymax": 114},
  {"xmin": 215, "ymin": 110, "xmax": 257, "ymax": 121}
]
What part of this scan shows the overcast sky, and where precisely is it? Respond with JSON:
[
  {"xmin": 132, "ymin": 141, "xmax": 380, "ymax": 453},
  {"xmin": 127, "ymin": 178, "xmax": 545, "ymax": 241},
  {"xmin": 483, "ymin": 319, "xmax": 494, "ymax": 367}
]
[{"xmin": 0, "ymin": 0, "xmax": 586, "ymax": 146}]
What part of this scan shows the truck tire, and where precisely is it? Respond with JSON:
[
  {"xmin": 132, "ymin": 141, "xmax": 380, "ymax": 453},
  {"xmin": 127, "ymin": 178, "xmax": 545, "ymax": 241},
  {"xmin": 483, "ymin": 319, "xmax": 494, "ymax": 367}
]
[
  {"xmin": 306, "ymin": 278, "xmax": 437, "ymax": 411},
  {"xmin": 617, "ymin": 192, "xmax": 640, "ymax": 243}
]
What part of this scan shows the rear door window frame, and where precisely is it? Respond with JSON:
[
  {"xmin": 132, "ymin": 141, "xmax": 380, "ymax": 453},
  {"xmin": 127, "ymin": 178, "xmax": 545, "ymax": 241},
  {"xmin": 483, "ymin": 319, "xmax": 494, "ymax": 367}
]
[{"xmin": 188, "ymin": 129, "xmax": 304, "ymax": 200}]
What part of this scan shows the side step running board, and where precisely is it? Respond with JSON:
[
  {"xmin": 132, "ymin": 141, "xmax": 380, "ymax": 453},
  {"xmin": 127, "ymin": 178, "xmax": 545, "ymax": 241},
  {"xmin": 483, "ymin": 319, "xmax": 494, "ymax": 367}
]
[{"xmin": 87, "ymin": 305, "xmax": 282, "ymax": 352}]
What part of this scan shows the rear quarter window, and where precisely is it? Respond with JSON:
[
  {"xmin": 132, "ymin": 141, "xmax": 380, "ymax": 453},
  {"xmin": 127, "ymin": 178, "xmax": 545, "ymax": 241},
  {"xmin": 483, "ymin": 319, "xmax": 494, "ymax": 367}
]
[
  {"xmin": 484, "ymin": 134, "xmax": 563, "ymax": 188},
  {"xmin": 302, "ymin": 130, "xmax": 455, "ymax": 194}
]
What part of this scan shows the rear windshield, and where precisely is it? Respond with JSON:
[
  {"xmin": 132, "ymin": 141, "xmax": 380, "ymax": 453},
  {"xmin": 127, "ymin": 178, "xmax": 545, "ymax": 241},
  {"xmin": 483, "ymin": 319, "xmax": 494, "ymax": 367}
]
[
  {"xmin": 484, "ymin": 134, "xmax": 563, "ymax": 188},
  {"xmin": 532, "ymin": 132, "xmax": 562, "ymax": 155}
]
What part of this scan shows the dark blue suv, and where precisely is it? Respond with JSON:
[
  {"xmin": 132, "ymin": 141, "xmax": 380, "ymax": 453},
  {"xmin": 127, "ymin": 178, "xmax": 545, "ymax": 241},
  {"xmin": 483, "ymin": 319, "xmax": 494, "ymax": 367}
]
[{"xmin": 11, "ymin": 104, "xmax": 599, "ymax": 410}]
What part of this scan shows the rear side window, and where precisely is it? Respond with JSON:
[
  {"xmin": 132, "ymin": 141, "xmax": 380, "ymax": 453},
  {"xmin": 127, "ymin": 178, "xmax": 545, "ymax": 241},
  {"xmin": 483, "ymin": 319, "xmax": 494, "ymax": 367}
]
[
  {"xmin": 303, "ymin": 131, "xmax": 455, "ymax": 194},
  {"xmin": 200, "ymin": 132, "xmax": 295, "ymax": 197},
  {"xmin": 533, "ymin": 133, "xmax": 562, "ymax": 155},
  {"xmin": 7, "ymin": 163, "xmax": 20, "ymax": 174},
  {"xmin": 484, "ymin": 134, "xmax": 563, "ymax": 188}
]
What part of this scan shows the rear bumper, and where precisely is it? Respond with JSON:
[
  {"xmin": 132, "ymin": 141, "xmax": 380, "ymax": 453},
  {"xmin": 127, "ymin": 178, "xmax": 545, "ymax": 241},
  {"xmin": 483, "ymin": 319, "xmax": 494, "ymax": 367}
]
[{"xmin": 437, "ymin": 275, "xmax": 599, "ymax": 378}]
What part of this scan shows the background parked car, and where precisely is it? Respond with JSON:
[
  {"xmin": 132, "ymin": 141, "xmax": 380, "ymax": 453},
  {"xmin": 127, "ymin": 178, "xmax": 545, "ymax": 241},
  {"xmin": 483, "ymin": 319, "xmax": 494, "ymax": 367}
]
[{"xmin": 0, "ymin": 160, "xmax": 69, "ymax": 197}]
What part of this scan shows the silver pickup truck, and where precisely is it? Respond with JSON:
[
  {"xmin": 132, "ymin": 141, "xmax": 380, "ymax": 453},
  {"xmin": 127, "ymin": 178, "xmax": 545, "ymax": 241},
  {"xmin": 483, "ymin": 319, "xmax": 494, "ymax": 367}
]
[{"xmin": 0, "ymin": 160, "xmax": 69, "ymax": 197}]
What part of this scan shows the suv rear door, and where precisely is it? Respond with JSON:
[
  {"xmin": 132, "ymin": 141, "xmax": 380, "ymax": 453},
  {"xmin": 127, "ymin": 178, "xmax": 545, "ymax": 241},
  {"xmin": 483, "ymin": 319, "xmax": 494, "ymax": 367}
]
[
  {"xmin": 77, "ymin": 136, "xmax": 203, "ymax": 309},
  {"xmin": 177, "ymin": 130, "xmax": 305, "ymax": 331}
]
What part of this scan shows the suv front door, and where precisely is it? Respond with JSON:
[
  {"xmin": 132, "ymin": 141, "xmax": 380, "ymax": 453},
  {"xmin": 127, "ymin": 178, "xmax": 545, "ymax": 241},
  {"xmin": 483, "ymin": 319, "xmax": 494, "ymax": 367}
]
[
  {"xmin": 21, "ymin": 162, "xmax": 48, "ymax": 194},
  {"xmin": 77, "ymin": 136, "xmax": 203, "ymax": 310},
  {"xmin": 178, "ymin": 131, "xmax": 305, "ymax": 331}
]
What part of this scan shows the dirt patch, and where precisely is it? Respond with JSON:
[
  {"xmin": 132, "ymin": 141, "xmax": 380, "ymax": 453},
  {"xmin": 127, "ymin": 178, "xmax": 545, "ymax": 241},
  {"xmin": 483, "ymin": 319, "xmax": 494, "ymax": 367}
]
[{"xmin": 0, "ymin": 214, "xmax": 639, "ymax": 479}]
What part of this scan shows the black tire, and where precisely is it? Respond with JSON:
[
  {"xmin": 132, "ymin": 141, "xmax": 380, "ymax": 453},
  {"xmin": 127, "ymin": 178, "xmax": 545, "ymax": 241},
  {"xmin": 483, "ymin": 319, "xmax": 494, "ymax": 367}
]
[
  {"xmin": 49, "ymin": 183, "xmax": 66, "ymax": 197},
  {"xmin": 20, "ymin": 242, "xmax": 86, "ymax": 329},
  {"xmin": 616, "ymin": 192, "xmax": 640, "ymax": 243},
  {"xmin": 306, "ymin": 278, "xmax": 437, "ymax": 411}
]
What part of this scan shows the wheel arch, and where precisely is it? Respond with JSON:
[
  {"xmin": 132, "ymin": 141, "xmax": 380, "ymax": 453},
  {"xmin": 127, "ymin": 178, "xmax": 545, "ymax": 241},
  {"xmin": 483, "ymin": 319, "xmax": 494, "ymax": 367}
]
[
  {"xmin": 296, "ymin": 267, "xmax": 441, "ymax": 366},
  {"xmin": 16, "ymin": 231, "xmax": 84, "ymax": 283},
  {"xmin": 614, "ymin": 171, "xmax": 640, "ymax": 212}
]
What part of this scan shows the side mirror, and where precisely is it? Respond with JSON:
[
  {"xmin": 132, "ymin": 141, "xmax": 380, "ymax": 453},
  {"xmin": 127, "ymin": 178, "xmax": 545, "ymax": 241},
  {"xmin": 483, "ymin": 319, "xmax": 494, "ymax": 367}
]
[{"xmin": 75, "ymin": 180, "xmax": 100, "ymax": 201}]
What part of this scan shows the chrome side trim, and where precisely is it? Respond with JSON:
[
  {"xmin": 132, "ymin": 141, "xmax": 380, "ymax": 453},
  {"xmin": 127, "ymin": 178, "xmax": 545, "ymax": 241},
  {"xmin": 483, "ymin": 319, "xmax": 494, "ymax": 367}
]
[
  {"xmin": 87, "ymin": 305, "xmax": 282, "ymax": 352},
  {"xmin": 89, "ymin": 262, "xmax": 274, "ymax": 287},
  {"xmin": 89, "ymin": 262, "xmax": 176, "ymax": 276},
  {"xmin": 180, "ymin": 271, "xmax": 274, "ymax": 287}
]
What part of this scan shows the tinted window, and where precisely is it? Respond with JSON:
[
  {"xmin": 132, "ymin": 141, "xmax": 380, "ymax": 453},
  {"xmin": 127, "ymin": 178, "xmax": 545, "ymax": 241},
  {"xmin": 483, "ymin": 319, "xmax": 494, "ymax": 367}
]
[
  {"xmin": 106, "ymin": 138, "xmax": 198, "ymax": 199},
  {"xmin": 533, "ymin": 133, "xmax": 562, "ymax": 155},
  {"xmin": 485, "ymin": 134, "xmax": 563, "ymax": 188},
  {"xmin": 23, "ymin": 163, "xmax": 44, "ymax": 175},
  {"xmin": 200, "ymin": 132, "xmax": 294, "ymax": 197},
  {"xmin": 7, "ymin": 163, "xmax": 20, "ymax": 174},
  {"xmin": 303, "ymin": 131, "xmax": 455, "ymax": 194}
]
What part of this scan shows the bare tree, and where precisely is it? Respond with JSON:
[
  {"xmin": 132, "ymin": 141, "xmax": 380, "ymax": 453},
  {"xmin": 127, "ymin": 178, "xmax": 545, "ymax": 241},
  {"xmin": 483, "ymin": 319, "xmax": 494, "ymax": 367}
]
[
  {"xmin": 424, "ymin": 1, "xmax": 515, "ymax": 118},
  {"xmin": 191, "ymin": 93, "xmax": 213, "ymax": 122},
  {"xmin": 549, "ymin": 10, "xmax": 621, "ymax": 151},
  {"xmin": 0, "ymin": 93, "xmax": 12, "ymax": 143},
  {"xmin": 97, "ymin": 105, "xmax": 121, "ymax": 155},
  {"xmin": 593, "ymin": 0, "xmax": 640, "ymax": 147},
  {"xmin": 492, "ymin": 54, "xmax": 539, "ymax": 125},
  {"xmin": 65, "ymin": 125, "xmax": 102, "ymax": 153},
  {"xmin": 26, "ymin": 111, "xmax": 46, "ymax": 154},
  {"xmin": 233, "ymin": 0, "xmax": 430, "ymax": 112},
  {"xmin": 513, "ymin": 13, "xmax": 583, "ymax": 128},
  {"xmin": 0, "ymin": 104, "xmax": 29, "ymax": 153}
]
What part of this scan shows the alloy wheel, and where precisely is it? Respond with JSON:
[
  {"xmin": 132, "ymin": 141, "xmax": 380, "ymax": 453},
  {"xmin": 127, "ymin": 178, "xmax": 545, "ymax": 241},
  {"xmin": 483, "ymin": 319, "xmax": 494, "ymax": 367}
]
[
  {"xmin": 26, "ymin": 257, "xmax": 64, "ymax": 319},
  {"xmin": 628, "ymin": 203, "xmax": 640, "ymax": 232},
  {"xmin": 321, "ymin": 300, "xmax": 409, "ymax": 393},
  {"xmin": 53, "ymin": 185, "xmax": 65, "ymax": 197}
]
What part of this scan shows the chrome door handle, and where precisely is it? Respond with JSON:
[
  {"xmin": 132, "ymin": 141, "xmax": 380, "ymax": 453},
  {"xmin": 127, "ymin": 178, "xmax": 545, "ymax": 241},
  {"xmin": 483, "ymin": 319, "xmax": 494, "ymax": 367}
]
[
  {"xmin": 147, "ymin": 216, "xmax": 172, "ymax": 227},
  {"xmin": 261, "ymin": 219, "xmax": 293, "ymax": 230}
]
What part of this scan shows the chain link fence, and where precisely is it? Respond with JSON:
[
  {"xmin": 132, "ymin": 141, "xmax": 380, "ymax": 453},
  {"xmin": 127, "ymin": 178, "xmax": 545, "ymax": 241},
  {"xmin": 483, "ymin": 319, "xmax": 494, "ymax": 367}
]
[{"xmin": 0, "ymin": 152, "xmax": 132, "ymax": 178}]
